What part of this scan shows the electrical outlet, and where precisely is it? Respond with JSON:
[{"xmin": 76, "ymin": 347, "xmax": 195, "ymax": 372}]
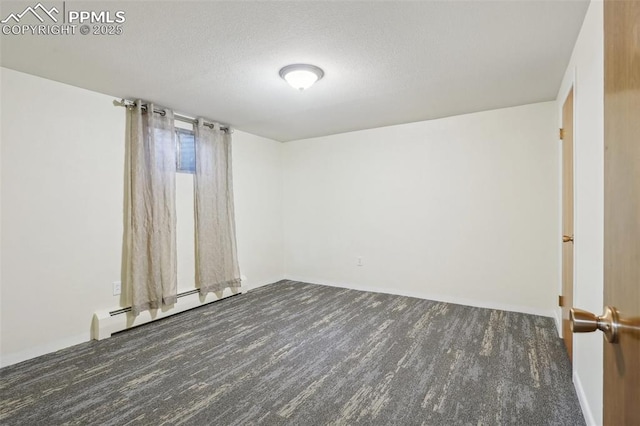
[
  {"xmin": 112, "ymin": 281, "xmax": 122, "ymax": 296},
  {"xmin": 357, "ymin": 257, "xmax": 363, "ymax": 267}
]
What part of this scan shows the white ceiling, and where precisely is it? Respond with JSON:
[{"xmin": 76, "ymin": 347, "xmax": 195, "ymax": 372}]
[{"xmin": 0, "ymin": 1, "xmax": 589, "ymax": 142}]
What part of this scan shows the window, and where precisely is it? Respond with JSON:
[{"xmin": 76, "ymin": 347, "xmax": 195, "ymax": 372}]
[{"xmin": 176, "ymin": 128, "xmax": 195, "ymax": 173}]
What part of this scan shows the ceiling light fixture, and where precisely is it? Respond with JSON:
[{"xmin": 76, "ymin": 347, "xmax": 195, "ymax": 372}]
[{"xmin": 279, "ymin": 64, "xmax": 324, "ymax": 91}]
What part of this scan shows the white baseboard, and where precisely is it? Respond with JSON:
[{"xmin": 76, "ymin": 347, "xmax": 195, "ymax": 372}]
[
  {"xmin": 554, "ymin": 308, "xmax": 563, "ymax": 338},
  {"xmin": 284, "ymin": 275, "xmax": 555, "ymax": 318},
  {"xmin": 573, "ymin": 371, "xmax": 597, "ymax": 426},
  {"xmin": 93, "ymin": 286, "xmax": 246, "ymax": 340},
  {"xmin": 0, "ymin": 332, "xmax": 89, "ymax": 368},
  {"xmin": 93, "ymin": 275, "xmax": 291, "ymax": 341}
]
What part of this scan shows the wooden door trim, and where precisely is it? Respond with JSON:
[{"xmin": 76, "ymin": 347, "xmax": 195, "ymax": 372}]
[
  {"xmin": 603, "ymin": 0, "xmax": 640, "ymax": 423},
  {"xmin": 557, "ymin": 73, "xmax": 577, "ymax": 343},
  {"xmin": 561, "ymin": 86, "xmax": 576, "ymax": 361}
]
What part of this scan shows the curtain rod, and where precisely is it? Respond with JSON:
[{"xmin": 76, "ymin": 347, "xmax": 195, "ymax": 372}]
[{"xmin": 112, "ymin": 99, "xmax": 232, "ymax": 133}]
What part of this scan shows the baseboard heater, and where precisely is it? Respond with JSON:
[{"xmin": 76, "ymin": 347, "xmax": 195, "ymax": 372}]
[{"xmin": 92, "ymin": 284, "xmax": 245, "ymax": 341}]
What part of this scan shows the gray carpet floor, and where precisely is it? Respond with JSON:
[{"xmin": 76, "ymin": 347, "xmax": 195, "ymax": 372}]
[{"xmin": 0, "ymin": 280, "xmax": 585, "ymax": 425}]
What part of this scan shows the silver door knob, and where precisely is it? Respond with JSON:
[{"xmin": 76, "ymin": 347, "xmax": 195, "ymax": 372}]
[{"xmin": 570, "ymin": 306, "xmax": 620, "ymax": 343}]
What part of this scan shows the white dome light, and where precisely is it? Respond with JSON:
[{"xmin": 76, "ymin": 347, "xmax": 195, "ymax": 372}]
[{"xmin": 279, "ymin": 64, "xmax": 324, "ymax": 91}]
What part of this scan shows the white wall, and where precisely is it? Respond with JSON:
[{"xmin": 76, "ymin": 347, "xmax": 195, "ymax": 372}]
[
  {"xmin": 1, "ymin": 68, "xmax": 124, "ymax": 364},
  {"xmin": 0, "ymin": 68, "xmax": 284, "ymax": 366},
  {"xmin": 283, "ymin": 102, "xmax": 559, "ymax": 316},
  {"xmin": 0, "ymin": 67, "xmax": 567, "ymax": 373},
  {"xmin": 233, "ymin": 129, "xmax": 285, "ymax": 290},
  {"xmin": 556, "ymin": 2, "xmax": 604, "ymax": 425}
]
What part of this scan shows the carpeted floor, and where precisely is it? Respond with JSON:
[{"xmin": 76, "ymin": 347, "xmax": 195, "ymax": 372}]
[{"xmin": 0, "ymin": 280, "xmax": 584, "ymax": 425}]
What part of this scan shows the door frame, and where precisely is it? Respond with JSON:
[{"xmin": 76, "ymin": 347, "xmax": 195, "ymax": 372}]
[
  {"xmin": 557, "ymin": 73, "xmax": 577, "ymax": 343},
  {"xmin": 602, "ymin": 0, "xmax": 640, "ymax": 422},
  {"xmin": 560, "ymin": 84, "xmax": 576, "ymax": 361}
]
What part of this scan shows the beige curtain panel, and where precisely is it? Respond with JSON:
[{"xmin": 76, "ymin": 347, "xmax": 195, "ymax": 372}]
[
  {"xmin": 194, "ymin": 120, "xmax": 241, "ymax": 295},
  {"xmin": 124, "ymin": 102, "xmax": 178, "ymax": 315}
]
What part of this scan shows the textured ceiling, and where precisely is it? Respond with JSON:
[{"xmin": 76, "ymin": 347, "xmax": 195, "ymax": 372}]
[{"xmin": 0, "ymin": 1, "xmax": 589, "ymax": 141}]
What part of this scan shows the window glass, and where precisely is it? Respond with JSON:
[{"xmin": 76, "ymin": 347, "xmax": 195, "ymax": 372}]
[{"xmin": 176, "ymin": 129, "xmax": 195, "ymax": 173}]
